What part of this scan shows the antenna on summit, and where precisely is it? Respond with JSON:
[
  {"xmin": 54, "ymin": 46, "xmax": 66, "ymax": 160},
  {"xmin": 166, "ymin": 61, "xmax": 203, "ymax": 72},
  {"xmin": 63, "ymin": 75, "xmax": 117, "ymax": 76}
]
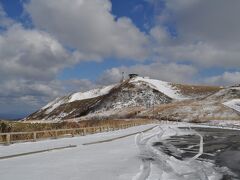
[{"xmin": 121, "ymin": 72, "xmax": 124, "ymax": 82}]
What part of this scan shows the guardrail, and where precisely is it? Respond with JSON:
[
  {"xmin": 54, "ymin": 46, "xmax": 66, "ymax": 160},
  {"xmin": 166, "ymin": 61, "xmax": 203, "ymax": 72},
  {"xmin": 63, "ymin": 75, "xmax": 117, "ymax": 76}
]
[{"xmin": 0, "ymin": 121, "xmax": 157, "ymax": 145}]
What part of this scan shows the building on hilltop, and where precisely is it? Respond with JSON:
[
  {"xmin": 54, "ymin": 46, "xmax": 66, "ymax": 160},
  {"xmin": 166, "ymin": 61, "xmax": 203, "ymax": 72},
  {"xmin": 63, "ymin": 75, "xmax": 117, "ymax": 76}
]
[{"xmin": 128, "ymin": 74, "xmax": 139, "ymax": 79}]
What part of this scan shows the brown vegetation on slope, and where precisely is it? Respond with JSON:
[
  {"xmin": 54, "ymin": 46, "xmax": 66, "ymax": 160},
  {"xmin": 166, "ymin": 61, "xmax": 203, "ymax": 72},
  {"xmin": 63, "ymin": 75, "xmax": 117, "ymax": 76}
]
[{"xmin": 172, "ymin": 83, "xmax": 222, "ymax": 97}]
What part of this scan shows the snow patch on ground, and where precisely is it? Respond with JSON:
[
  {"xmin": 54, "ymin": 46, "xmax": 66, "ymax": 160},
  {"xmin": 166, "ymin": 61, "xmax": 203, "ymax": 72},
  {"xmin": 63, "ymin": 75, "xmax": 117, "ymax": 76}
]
[
  {"xmin": 44, "ymin": 98, "xmax": 69, "ymax": 114},
  {"xmin": 223, "ymin": 99, "xmax": 240, "ymax": 112},
  {"xmin": 41, "ymin": 97, "xmax": 63, "ymax": 111},
  {"xmin": 41, "ymin": 84, "xmax": 116, "ymax": 115},
  {"xmin": 69, "ymin": 84, "xmax": 116, "ymax": 102},
  {"xmin": 130, "ymin": 77, "xmax": 187, "ymax": 100}
]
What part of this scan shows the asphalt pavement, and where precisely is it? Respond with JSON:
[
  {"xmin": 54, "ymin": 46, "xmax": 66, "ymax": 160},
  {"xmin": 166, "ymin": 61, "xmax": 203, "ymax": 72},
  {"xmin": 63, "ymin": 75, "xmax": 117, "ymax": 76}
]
[{"xmin": 153, "ymin": 127, "xmax": 240, "ymax": 180}]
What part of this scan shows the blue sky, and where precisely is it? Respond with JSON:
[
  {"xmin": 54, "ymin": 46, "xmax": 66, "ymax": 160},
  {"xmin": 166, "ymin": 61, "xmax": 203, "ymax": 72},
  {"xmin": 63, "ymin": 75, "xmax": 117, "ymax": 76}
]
[{"xmin": 0, "ymin": 0, "xmax": 240, "ymax": 119}]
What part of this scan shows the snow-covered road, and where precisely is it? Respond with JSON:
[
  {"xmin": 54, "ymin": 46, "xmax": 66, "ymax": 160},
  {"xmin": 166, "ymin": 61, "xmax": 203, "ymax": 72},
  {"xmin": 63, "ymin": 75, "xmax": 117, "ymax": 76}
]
[
  {"xmin": 1, "ymin": 123, "xmax": 239, "ymax": 180},
  {"xmin": 133, "ymin": 125, "xmax": 226, "ymax": 180},
  {"xmin": 0, "ymin": 124, "xmax": 157, "ymax": 180}
]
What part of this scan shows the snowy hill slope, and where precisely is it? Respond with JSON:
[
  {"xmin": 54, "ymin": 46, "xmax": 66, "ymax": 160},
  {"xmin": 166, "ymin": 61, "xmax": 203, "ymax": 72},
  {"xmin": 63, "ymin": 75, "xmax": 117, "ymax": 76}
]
[
  {"xmin": 25, "ymin": 77, "xmax": 221, "ymax": 121},
  {"xmin": 139, "ymin": 87, "xmax": 240, "ymax": 122},
  {"xmin": 206, "ymin": 87, "xmax": 240, "ymax": 102},
  {"xmin": 223, "ymin": 99, "xmax": 240, "ymax": 113},
  {"xmin": 130, "ymin": 77, "xmax": 186, "ymax": 100},
  {"xmin": 89, "ymin": 79, "xmax": 172, "ymax": 114},
  {"xmin": 41, "ymin": 84, "xmax": 116, "ymax": 114}
]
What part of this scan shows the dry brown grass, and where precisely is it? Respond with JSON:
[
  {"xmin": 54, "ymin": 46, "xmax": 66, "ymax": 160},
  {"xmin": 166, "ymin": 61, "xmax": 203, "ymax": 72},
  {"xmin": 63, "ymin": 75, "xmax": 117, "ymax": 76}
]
[
  {"xmin": 0, "ymin": 119, "xmax": 156, "ymax": 143},
  {"xmin": 0, "ymin": 118, "xmax": 154, "ymax": 133},
  {"xmin": 139, "ymin": 98, "xmax": 240, "ymax": 123},
  {"xmin": 172, "ymin": 83, "xmax": 221, "ymax": 96},
  {"xmin": 153, "ymin": 100, "xmax": 194, "ymax": 112}
]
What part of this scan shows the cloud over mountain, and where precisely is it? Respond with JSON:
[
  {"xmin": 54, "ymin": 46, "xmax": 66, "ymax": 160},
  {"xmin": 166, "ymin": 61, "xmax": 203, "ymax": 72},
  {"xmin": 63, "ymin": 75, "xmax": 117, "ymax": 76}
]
[
  {"xmin": 0, "ymin": 0, "xmax": 240, "ymax": 118},
  {"xmin": 25, "ymin": 0, "xmax": 149, "ymax": 60}
]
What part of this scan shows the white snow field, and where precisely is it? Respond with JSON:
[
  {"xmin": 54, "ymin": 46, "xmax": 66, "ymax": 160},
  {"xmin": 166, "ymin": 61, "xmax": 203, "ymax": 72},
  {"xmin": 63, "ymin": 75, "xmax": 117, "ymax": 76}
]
[
  {"xmin": 41, "ymin": 84, "xmax": 117, "ymax": 114},
  {"xmin": 223, "ymin": 99, "xmax": 240, "ymax": 113},
  {"xmin": 68, "ymin": 84, "xmax": 116, "ymax": 103},
  {"xmin": 0, "ymin": 123, "xmax": 230, "ymax": 180},
  {"xmin": 130, "ymin": 77, "xmax": 187, "ymax": 100}
]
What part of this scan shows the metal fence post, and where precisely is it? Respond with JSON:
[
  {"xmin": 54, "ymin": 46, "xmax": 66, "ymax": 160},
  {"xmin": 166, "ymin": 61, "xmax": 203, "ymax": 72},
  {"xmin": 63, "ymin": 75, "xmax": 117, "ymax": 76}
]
[
  {"xmin": 71, "ymin": 130, "xmax": 75, "ymax": 137},
  {"xmin": 33, "ymin": 132, "xmax": 37, "ymax": 142},
  {"xmin": 54, "ymin": 131, "xmax": 58, "ymax": 139},
  {"xmin": 6, "ymin": 134, "xmax": 10, "ymax": 145}
]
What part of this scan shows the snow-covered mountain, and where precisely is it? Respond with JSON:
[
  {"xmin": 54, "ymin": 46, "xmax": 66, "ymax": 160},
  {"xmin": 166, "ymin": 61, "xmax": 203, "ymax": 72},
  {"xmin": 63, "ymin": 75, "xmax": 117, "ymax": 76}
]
[{"xmin": 25, "ymin": 76, "xmax": 221, "ymax": 122}]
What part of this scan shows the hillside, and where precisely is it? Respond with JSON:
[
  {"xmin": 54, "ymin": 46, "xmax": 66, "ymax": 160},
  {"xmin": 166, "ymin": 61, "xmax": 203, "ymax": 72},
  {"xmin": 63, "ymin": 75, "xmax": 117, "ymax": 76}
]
[
  {"xmin": 25, "ymin": 76, "xmax": 223, "ymax": 122},
  {"xmin": 138, "ymin": 87, "xmax": 240, "ymax": 122}
]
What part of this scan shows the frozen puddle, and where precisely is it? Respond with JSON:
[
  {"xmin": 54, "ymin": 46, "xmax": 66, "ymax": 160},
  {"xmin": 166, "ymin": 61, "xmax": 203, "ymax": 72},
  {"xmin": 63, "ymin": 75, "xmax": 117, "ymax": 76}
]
[{"xmin": 133, "ymin": 125, "xmax": 239, "ymax": 180}]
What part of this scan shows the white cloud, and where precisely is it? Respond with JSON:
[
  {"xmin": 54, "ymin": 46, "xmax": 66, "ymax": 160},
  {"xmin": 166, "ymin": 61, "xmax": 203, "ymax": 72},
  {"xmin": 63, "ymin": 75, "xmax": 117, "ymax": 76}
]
[
  {"xmin": 0, "ymin": 79, "xmax": 64, "ymax": 117},
  {"xmin": 25, "ymin": 0, "xmax": 149, "ymax": 60},
  {"xmin": 150, "ymin": 26, "xmax": 170, "ymax": 44},
  {"xmin": 63, "ymin": 79, "xmax": 98, "ymax": 93},
  {"xmin": 165, "ymin": 0, "xmax": 199, "ymax": 12},
  {"xmin": 0, "ymin": 3, "xmax": 14, "ymax": 28},
  {"xmin": 204, "ymin": 72, "xmax": 240, "ymax": 86},
  {"xmin": 152, "ymin": 39, "xmax": 240, "ymax": 68},
  {"xmin": 0, "ymin": 24, "xmax": 77, "ymax": 114},
  {"xmin": 0, "ymin": 24, "xmax": 75, "ymax": 81},
  {"xmin": 165, "ymin": 0, "xmax": 240, "ymax": 45},
  {"xmin": 146, "ymin": 1, "xmax": 240, "ymax": 68},
  {"xmin": 0, "ymin": 4, "xmax": 14, "ymax": 27},
  {"xmin": 98, "ymin": 62, "xmax": 197, "ymax": 85}
]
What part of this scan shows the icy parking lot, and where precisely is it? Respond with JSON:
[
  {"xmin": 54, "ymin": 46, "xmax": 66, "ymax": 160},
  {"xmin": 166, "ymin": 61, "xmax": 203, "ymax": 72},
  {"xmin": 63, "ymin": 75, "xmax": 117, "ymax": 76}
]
[
  {"xmin": 0, "ymin": 122, "xmax": 240, "ymax": 180},
  {"xmin": 143, "ymin": 125, "xmax": 240, "ymax": 179}
]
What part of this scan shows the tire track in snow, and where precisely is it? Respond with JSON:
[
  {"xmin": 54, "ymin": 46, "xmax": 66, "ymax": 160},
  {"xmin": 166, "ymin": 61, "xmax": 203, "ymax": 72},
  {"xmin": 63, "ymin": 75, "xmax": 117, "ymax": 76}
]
[
  {"xmin": 133, "ymin": 126, "xmax": 163, "ymax": 180},
  {"xmin": 133, "ymin": 126, "xmax": 224, "ymax": 180},
  {"xmin": 82, "ymin": 126, "xmax": 157, "ymax": 145}
]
